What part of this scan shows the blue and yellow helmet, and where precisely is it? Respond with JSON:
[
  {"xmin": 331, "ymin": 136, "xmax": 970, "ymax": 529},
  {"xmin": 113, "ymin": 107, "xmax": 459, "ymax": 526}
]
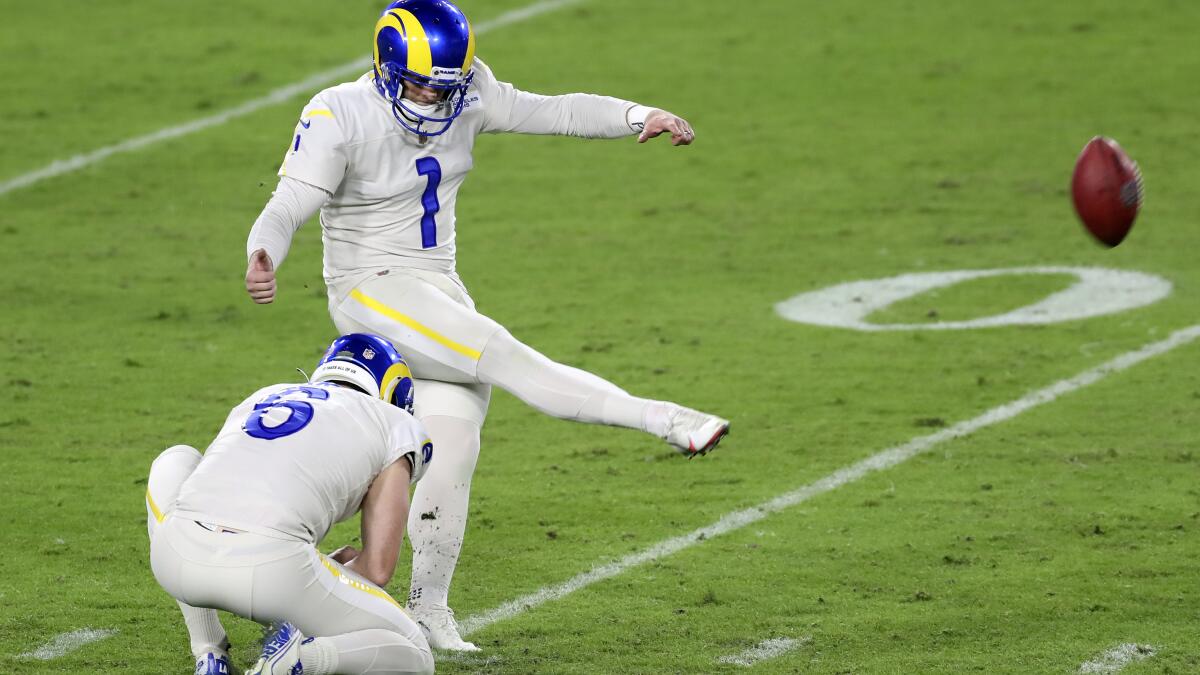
[
  {"xmin": 373, "ymin": 0, "xmax": 476, "ymax": 137},
  {"xmin": 311, "ymin": 333, "xmax": 415, "ymax": 414}
]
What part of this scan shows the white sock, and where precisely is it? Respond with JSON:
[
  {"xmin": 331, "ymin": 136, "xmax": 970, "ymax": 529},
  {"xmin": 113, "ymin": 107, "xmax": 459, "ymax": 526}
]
[
  {"xmin": 177, "ymin": 602, "xmax": 229, "ymax": 657},
  {"xmin": 304, "ymin": 630, "xmax": 434, "ymax": 674},
  {"xmin": 642, "ymin": 401, "xmax": 675, "ymax": 439},
  {"xmin": 146, "ymin": 445, "xmax": 231, "ymax": 657},
  {"xmin": 476, "ymin": 329, "xmax": 656, "ymax": 432},
  {"xmin": 300, "ymin": 636, "xmax": 339, "ymax": 674},
  {"xmin": 407, "ymin": 415, "xmax": 480, "ymax": 609}
]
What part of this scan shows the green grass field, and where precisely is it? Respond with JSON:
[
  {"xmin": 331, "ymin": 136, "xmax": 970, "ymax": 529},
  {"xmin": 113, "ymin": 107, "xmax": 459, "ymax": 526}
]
[{"xmin": 2, "ymin": 0, "xmax": 1199, "ymax": 672}]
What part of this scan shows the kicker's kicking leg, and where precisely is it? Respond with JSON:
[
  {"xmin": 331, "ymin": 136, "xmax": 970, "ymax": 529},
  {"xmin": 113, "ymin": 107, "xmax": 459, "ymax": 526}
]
[
  {"xmin": 333, "ymin": 272, "xmax": 729, "ymax": 455},
  {"xmin": 476, "ymin": 328, "xmax": 730, "ymax": 455}
]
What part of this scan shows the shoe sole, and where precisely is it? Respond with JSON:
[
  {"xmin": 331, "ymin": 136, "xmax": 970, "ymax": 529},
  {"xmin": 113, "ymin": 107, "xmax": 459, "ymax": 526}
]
[{"xmin": 689, "ymin": 422, "xmax": 730, "ymax": 458}]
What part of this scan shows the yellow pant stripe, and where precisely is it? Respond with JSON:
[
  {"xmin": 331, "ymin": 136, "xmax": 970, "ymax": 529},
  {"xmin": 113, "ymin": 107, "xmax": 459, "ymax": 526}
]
[
  {"xmin": 350, "ymin": 288, "xmax": 482, "ymax": 360},
  {"xmin": 303, "ymin": 109, "xmax": 334, "ymax": 119},
  {"xmin": 145, "ymin": 489, "xmax": 164, "ymax": 523},
  {"xmin": 318, "ymin": 554, "xmax": 405, "ymax": 611}
]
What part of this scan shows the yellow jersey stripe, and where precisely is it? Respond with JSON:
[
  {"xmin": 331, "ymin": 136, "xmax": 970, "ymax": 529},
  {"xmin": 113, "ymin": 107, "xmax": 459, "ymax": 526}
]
[
  {"xmin": 145, "ymin": 489, "xmax": 164, "ymax": 523},
  {"xmin": 304, "ymin": 109, "xmax": 334, "ymax": 119},
  {"xmin": 318, "ymin": 555, "xmax": 404, "ymax": 610},
  {"xmin": 350, "ymin": 289, "xmax": 482, "ymax": 360}
]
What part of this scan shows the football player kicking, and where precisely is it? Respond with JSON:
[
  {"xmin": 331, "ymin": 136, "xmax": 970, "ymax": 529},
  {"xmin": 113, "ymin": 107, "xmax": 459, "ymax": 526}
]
[
  {"xmin": 145, "ymin": 334, "xmax": 435, "ymax": 674},
  {"xmin": 243, "ymin": 0, "xmax": 730, "ymax": 651}
]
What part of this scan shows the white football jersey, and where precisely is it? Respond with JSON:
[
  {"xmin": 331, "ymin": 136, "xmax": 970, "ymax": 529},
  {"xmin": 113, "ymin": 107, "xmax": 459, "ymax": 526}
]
[
  {"xmin": 274, "ymin": 58, "xmax": 639, "ymax": 303},
  {"xmin": 174, "ymin": 382, "xmax": 431, "ymax": 544}
]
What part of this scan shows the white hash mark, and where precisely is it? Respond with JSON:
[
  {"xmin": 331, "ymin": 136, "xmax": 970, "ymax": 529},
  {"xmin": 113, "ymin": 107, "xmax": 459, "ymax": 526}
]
[
  {"xmin": 19, "ymin": 628, "xmax": 118, "ymax": 660},
  {"xmin": 1079, "ymin": 643, "xmax": 1156, "ymax": 673},
  {"xmin": 718, "ymin": 637, "xmax": 809, "ymax": 667}
]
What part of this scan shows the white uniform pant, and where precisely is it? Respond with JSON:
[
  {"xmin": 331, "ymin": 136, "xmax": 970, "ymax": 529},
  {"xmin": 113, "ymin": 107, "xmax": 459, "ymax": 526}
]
[
  {"xmin": 331, "ymin": 266, "xmax": 652, "ymax": 432},
  {"xmin": 330, "ymin": 268, "xmax": 659, "ymax": 615},
  {"xmin": 332, "ymin": 268, "xmax": 493, "ymax": 425},
  {"xmin": 150, "ymin": 516, "xmax": 433, "ymax": 674}
]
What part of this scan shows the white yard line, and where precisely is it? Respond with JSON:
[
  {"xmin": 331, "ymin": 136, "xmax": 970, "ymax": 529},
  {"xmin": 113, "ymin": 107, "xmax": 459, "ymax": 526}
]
[
  {"xmin": 460, "ymin": 324, "xmax": 1200, "ymax": 636},
  {"xmin": 718, "ymin": 637, "xmax": 809, "ymax": 667},
  {"xmin": 1079, "ymin": 643, "xmax": 1156, "ymax": 673},
  {"xmin": 18, "ymin": 629, "xmax": 118, "ymax": 660},
  {"xmin": 0, "ymin": 0, "xmax": 582, "ymax": 198}
]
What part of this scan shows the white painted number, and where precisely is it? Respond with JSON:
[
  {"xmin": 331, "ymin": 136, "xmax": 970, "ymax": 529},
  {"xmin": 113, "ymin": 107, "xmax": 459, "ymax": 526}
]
[{"xmin": 774, "ymin": 266, "xmax": 1171, "ymax": 331}]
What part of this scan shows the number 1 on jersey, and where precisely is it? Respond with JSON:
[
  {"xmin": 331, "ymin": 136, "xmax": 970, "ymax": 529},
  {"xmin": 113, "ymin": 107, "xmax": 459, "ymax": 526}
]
[{"xmin": 416, "ymin": 157, "xmax": 442, "ymax": 249}]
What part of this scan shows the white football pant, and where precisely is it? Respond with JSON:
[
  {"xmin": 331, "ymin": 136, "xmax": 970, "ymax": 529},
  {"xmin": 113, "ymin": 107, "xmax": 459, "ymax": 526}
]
[
  {"xmin": 147, "ymin": 446, "xmax": 434, "ymax": 675},
  {"xmin": 332, "ymin": 269, "xmax": 674, "ymax": 611}
]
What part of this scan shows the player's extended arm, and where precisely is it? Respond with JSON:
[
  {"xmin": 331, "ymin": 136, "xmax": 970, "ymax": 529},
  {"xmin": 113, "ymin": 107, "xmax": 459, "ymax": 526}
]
[
  {"xmin": 477, "ymin": 59, "xmax": 693, "ymax": 145},
  {"xmin": 244, "ymin": 176, "xmax": 330, "ymax": 304},
  {"xmin": 344, "ymin": 457, "xmax": 413, "ymax": 588}
]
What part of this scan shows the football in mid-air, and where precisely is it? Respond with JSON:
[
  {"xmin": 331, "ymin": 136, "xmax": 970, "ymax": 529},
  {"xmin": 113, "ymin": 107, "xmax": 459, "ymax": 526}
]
[{"xmin": 1070, "ymin": 136, "xmax": 1143, "ymax": 247}]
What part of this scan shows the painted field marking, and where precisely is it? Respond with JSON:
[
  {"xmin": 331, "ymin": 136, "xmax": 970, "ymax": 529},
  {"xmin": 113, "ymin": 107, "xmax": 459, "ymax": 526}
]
[
  {"xmin": 1079, "ymin": 643, "xmax": 1156, "ymax": 673},
  {"xmin": 460, "ymin": 324, "xmax": 1200, "ymax": 636},
  {"xmin": 18, "ymin": 628, "xmax": 118, "ymax": 660},
  {"xmin": 718, "ymin": 637, "xmax": 809, "ymax": 667},
  {"xmin": 436, "ymin": 652, "xmax": 505, "ymax": 668},
  {"xmin": 0, "ymin": 0, "xmax": 583, "ymax": 198},
  {"xmin": 775, "ymin": 267, "xmax": 1172, "ymax": 331}
]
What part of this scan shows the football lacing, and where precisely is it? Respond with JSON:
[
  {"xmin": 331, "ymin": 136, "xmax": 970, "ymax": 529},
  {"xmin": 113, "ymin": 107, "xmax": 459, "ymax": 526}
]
[{"xmin": 1120, "ymin": 162, "xmax": 1143, "ymax": 210}]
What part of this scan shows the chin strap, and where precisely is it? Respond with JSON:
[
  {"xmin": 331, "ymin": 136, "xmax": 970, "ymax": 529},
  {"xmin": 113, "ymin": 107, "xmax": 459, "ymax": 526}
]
[{"xmin": 296, "ymin": 367, "xmax": 311, "ymax": 383}]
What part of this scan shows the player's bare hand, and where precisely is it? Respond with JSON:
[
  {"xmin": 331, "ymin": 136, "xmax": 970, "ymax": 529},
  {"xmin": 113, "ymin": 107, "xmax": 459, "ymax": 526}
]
[
  {"xmin": 329, "ymin": 545, "xmax": 360, "ymax": 564},
  {"xmin": 245, "ymin": 248, "xmax": 276, "ymax": 304},
  {"xmin": 638, "ymin": 110, "xmax": 695, "ymax": 146}
]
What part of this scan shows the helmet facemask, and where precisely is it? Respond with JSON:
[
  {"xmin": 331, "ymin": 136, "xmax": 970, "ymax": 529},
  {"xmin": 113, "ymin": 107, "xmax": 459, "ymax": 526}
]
[{"xmin": 375, "ymin": 62, "xmax": 473, "ymax": 137}]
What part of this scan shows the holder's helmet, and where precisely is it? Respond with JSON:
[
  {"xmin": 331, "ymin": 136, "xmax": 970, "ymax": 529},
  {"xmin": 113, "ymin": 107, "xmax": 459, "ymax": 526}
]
[
  {"xmin": 373, "ymin": 0, "xmax": 476, "ymax": 137},
  {"xmin": 311, "ymin": 333, "xmax": 415, "ymax": 414}
]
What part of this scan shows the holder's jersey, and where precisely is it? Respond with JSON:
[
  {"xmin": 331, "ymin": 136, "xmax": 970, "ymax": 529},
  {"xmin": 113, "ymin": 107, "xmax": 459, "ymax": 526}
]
[
  {"xmin": 275, "ymin": 58, "xmax": 638, "ymax": 302},
  {"xmin": 174, "ymin": 382, "xmax": 431, "ymax": 544}
]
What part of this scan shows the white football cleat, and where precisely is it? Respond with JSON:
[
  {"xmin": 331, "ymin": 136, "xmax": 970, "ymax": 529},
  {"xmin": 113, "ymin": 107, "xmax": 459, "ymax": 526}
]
[
  {"xmin": 246, "ymin": 622, "xmax": 304, "ymax": 675},
  {"xmin": 195, "ymin": 651, "xmax": 233, "ymax": 675},
  {"xmin": 664, "ymin": 406, "xmax": 730, "ymax": 457},
  {"xmin": 410, "ymin": 603, "xmax": 480, "ymax": 652}
]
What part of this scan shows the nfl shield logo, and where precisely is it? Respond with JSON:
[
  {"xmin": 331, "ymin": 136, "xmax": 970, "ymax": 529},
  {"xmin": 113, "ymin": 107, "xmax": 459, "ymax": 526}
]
[{"xmin": 363, "ymin": 347, "xmax": 376, "ymax": 360}]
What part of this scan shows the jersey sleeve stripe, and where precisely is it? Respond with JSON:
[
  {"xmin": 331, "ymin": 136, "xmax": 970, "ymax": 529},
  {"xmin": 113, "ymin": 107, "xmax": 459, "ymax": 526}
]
[{"xmin": 146, "ymin": 488, "xmax": 165, "ymax": 523}]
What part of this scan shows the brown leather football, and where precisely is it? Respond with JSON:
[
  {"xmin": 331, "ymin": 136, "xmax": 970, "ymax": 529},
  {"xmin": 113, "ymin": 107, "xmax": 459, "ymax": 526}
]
[{"xmin": 1071, "ymin": 136, "xmax": 1143, "ymax": 247}]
